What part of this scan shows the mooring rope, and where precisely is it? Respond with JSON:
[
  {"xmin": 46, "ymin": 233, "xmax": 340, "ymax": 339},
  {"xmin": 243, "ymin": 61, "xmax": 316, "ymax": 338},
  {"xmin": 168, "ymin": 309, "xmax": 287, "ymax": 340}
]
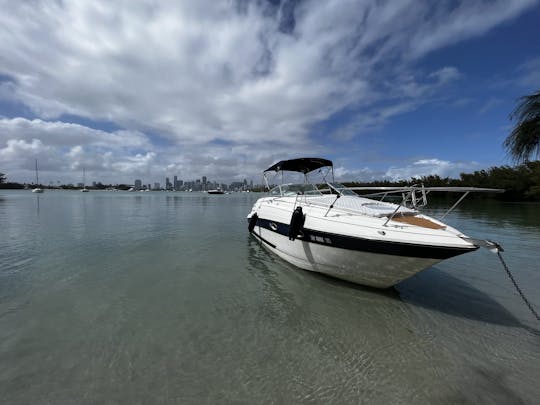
[{"xmin": 496, "ymin": 250, "xmax": 540, "ymax": 321}]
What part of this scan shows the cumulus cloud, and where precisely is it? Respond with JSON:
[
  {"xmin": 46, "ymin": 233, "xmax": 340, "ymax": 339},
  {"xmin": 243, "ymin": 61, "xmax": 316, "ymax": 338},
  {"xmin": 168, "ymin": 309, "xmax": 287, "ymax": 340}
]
[
  {"xmin": 0, "ymin": 117, "xmax": 157, "ymax": 182},
  {"xmin": 331, "ymin": 158, "xmax": 481, "ymax": 182},
  {"xmin": 333, "ymin": 165, "xmax": 382, "ymax": 182},
  {"xmin": 0, "ymin": 116, "xmax": 316, "ymax": 184},
  {"xmin": 385, "ymin": 158, "xmax": 480, "ymax": 181},
  {"xmin": 0, "ymin": 118, "xmax": 149, "ymax": 150},
  {"xmin": 0, "ymin": 0, "xmax": 535, "ymax": 182},
  {"xmin": 0, "ymin": 138, "xmax": 49, "ymax": 161}
]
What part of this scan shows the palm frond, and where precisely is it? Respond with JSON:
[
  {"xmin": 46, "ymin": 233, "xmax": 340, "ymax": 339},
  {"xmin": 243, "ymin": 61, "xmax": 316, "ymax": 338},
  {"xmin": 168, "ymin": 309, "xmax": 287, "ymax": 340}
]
[{"xmin": 505, "ymin": 90, "xmax": 540, "ymax": 162}]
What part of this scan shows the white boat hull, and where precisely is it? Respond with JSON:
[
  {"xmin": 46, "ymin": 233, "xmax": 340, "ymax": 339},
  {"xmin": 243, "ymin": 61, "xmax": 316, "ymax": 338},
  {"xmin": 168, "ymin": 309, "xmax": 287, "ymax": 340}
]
[{"xmin": 252, "ymin": 225, "xmax": 443, "ymax": 288}]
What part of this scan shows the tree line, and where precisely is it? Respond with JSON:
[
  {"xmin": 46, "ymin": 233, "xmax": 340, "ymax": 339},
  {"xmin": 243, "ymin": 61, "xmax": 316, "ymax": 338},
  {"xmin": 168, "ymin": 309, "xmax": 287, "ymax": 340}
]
[
  {"xmin": 0, "ymin": 175, "xmax": 133, "ymax": 191},
  {"xmin": 343, "ymin": 161, "xmax": 540, "ymax": 201}
]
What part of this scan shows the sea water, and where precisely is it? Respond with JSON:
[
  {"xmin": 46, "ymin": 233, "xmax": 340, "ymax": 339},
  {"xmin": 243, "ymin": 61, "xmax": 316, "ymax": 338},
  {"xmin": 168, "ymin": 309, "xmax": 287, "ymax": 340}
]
[{"xmin": 0, "ymin": 190, "xmax": 539, "ymax": 403}]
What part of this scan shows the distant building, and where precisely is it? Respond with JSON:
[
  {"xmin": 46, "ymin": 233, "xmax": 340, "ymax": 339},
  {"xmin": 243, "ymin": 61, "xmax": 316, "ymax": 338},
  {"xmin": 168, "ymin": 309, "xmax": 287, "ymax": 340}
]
[
  {"xmin": 154, "ymin": 182, "xmax": 160, "ymax": 190},
  {"xmin": 230, "ymin": 181, "xmax": 243, "ymax": 191},
  {"xmin": 134, "ymin": 179, "xmax": 142, "ymax": 190}
]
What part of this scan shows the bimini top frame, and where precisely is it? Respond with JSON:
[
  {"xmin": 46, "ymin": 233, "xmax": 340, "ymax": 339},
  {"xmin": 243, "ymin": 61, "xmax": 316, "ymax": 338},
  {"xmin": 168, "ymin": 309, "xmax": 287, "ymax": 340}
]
[
  {"xmin": 263, "ymin": 157, "xmax": 334, "ymax": 190},
  {"xmin": 342, "ymin": 185, "xmax": 504, "ymax": 222}
]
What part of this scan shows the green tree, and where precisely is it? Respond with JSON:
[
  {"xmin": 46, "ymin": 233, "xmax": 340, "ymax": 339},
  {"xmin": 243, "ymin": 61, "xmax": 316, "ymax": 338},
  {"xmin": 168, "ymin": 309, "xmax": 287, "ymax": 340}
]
[{"xmin": 504, "ymin": 90, "xmax": 540, "ymax": 162}]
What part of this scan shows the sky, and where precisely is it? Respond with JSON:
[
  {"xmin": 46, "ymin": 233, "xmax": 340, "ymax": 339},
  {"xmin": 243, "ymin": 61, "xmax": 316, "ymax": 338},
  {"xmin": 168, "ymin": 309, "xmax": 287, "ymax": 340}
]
[{"xmin": 1, "ymin": 0, "xmax": 540, "ymax": 186}]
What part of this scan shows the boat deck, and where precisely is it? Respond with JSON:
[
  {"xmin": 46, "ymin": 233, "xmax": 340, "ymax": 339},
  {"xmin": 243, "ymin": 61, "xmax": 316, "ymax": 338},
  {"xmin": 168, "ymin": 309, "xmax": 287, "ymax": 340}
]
[{"xmin": 390, "ymin": 215, "xmax": 445, "ymax": 229}]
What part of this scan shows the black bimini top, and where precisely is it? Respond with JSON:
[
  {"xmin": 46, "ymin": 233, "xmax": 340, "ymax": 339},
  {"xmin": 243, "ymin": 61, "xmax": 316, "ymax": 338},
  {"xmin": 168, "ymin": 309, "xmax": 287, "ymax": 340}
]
[{"xmin": 264, "ymin": 158, "xmax": 333, "ymax": 174}]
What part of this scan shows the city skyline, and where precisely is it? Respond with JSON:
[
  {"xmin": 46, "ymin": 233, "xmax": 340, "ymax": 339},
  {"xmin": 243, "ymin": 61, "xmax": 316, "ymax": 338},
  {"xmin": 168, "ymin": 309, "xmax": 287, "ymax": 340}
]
[
  {"xmin": 6, "ymin": 171, "xmax": 257, "ymax": 191},
  {"xmin": 130, "ymin": 176, "xmax": 253, "ymax": 192}
]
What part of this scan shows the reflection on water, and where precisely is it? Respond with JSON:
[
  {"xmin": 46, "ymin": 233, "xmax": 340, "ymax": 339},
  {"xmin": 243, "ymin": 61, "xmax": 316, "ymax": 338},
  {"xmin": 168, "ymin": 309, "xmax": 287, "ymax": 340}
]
[
  {"xmin": 397, "ymin": 269, "xmax": 523, "ymax": 327},
  {"xmin": 35, "ymin": 194, "xmax": 40, "ymax": 216},
  {"xmin": 0, "ymin": 190, "xmax": 539, "ymax": 404},
  {"xmin": 249, "ymin": 231, "xmax": 530, "ymax": 329}
]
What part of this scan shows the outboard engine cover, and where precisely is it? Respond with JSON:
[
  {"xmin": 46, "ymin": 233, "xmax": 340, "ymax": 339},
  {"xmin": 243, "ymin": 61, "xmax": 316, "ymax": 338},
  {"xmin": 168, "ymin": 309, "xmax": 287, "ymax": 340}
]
[
  {"xmin": 248, "ymin": 213, "xmax": 258, "ymax": 233},
  {"xmin": 288, "ymin": 207, "xmax": 305, "ymax": 241}
]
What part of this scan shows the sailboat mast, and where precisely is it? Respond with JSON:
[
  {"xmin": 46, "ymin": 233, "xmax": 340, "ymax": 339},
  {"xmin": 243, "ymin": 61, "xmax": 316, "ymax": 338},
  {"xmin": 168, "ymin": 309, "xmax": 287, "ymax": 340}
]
[{"xmin": 35, "ymin": 159, "xmax": 39, "ymax": 185}]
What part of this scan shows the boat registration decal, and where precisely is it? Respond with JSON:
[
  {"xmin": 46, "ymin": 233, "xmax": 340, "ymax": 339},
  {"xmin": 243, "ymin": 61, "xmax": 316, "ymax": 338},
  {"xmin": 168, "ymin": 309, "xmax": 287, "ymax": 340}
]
[{"xmin": 309, "ymin": 235, "xmax": 332, "ymax": 244}]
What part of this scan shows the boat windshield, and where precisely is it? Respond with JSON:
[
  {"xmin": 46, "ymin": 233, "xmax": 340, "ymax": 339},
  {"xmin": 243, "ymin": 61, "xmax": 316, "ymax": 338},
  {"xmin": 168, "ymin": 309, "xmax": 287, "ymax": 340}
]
[
  {"xmin": 327, "ymin": 182, "xmax": 358, "ymax": 196},
  {"xmin": 269, "ymin": 183, "xmax": 323, "ymax": 196}
]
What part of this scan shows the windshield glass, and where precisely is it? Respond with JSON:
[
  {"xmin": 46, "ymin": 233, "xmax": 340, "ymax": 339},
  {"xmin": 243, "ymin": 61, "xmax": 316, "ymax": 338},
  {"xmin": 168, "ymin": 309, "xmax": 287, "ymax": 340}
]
[
  {"xmin": 269, "ymin": 183, "xmax": 322, "ymax": 196},
  {"xmin": 327, "ymin": 182, "xmax": 357, "ymax": 196}
]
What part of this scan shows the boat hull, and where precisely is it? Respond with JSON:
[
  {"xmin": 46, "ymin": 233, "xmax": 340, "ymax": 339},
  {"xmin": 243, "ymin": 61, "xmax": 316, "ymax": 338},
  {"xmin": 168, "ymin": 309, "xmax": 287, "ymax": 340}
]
[{"xmin": 249, "ymin": 216, "xmax": 475, "ymax": 288}]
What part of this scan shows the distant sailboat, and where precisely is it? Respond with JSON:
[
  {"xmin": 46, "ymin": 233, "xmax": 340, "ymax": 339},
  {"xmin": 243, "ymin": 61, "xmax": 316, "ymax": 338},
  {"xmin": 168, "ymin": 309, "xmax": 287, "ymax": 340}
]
[
  {"xmin": 81, "ymin": 167, "xmax": 89, "ymax": 192},
  {"xmin": 32, "ymin": 159, "xmax": 44, "ymax": 193}
]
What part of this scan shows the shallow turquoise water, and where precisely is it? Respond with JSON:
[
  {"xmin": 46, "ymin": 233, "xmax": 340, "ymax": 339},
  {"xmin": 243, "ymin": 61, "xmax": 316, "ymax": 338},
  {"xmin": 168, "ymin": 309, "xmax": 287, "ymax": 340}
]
[{"xmin": 0, "ymin": 190, "xmax": 539, "ymax": 403}]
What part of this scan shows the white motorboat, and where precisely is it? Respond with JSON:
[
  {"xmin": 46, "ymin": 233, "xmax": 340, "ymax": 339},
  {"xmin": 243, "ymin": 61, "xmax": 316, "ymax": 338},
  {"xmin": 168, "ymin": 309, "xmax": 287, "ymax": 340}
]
[
  {"xmin": 207, "ymin": 189, "xmax": 225, "ymax": 194},
  {"xmin": 247, "ymin": 158, "xmax": 503, "ymax": 288}
]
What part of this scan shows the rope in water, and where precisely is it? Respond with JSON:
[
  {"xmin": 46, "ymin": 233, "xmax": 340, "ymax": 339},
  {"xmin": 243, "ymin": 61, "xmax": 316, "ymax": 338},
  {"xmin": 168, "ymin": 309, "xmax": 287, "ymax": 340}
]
[{"xmin": 496, "ymin": 250, "xmax": 540, "ymax": 321}]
